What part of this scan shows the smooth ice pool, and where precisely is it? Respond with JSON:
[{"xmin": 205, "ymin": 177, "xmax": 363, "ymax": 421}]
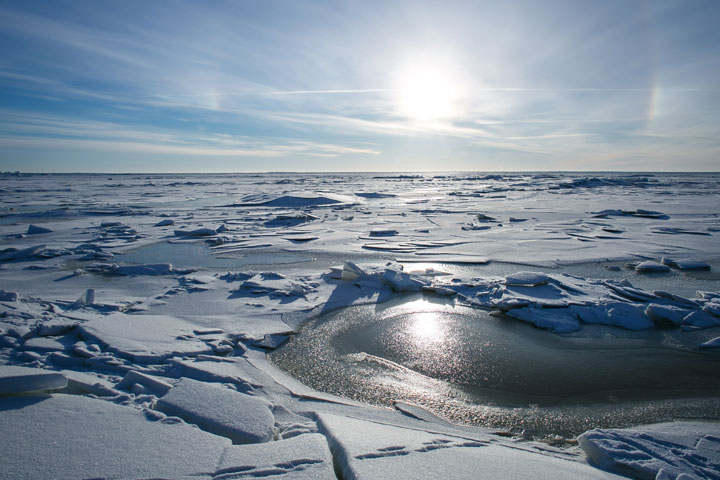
[{"xmin": 271, "ymin": 296, "xmax": 720, "ymax": 439}]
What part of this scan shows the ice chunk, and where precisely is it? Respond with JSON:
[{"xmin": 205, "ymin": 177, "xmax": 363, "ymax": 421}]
[
  {"xmin": 578, "ymin": 422, "xmax": 720, "ymax": 480},
  {"xmin": 700, "ymin": 336, "xmax": 720, "ymax": 348},
  {"xmin": 253, "ymin": 333, "xmax": 289, "ymax": 349},
  {"xmin": 671, "ymin": 259, "xmax": 711, "ymax": 271},
  {"xmin": 607, "ymin": 303, "xmax": 654, "ymax": 330},
  {"xmin": 174, "ymin": 227, "xmax": 217, "ymax": 236},
  {"xmin": 26, "ymin": 224, "xmax": 53, "ymax": 234},
  {"xmin": 317, "ymin": 413, "xmax": 620, "ymax": 480},
  {"xmin": 704, "ymin": 302, "xmax": 720, "ymax": 317},
  {"xmin": 79, "ymin": 313, "xmax": 212, "ymax": 363},
  {"xmin": 36, "ymin": 319, "xmax": 77, "ymax": 336},
  {"xmin": 683, "ymin": 310, "xmax": 720, "ymax": 329},
  {"xmin": 505, "ymin": 307, "xmax": 581, "ymax": 333},
  {"xmin": 154, "ymin": 219, "xmax": 174, "ymax": 226},
  {"xmin": 74, "ymin": 288, "xmax": 95, "ymax": 305},
  {"xmin": 382, "ymin": 269, "xmax": 428, "ymax": 292},
  {"xmin": 370, "ymin": 227, "xmax": 398, "ymax": 236},
  {"xmin": 22, "ymin": 336, "xmax": 70, "ymax": 352},
  {"xmin": 0, "ymin": 244, "xmax": 45, "ymax": 262},
  {"xmin": 156, "ymin": 378, "xmax": 274, "ymax": 444},
  {"xmin": 635, "ymin": 261, "xmax": 670, "ymax": 273},
  {"xmin": 571, "ymin": 303, "xmax": 653, "ymax": 330},
  {"xmin": 117, "ymin": 370, "xmax": 173, "ymax": 395},
  {"xmin": 504, "ymin": 271, "xmax": 550, "ymax": 287},
  {"xmin": 0, "ymin": 394, "xmax": 229, "ymax": 479},
  {"xmin": 0, "ymin": 365, "xmax": 67, "ymax": 395},
  {"xmin": 644, "ymin": 304, "xmax": 688, "ymax": 327},
  {"xmin": 341, "ymin": 261, "xmax": 365, "ymax": 281},
  {"xmin": 0, "ymin": 289, "xmax": 19, "ymax": 301},
  {"xmin": 216, "ymin": 433, "xmax": 335, "ymax": 478}
]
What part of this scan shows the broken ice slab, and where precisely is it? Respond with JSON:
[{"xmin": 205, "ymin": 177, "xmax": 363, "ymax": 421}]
[
  {"xmin": 700, "ymin": 336, "xmax": 720, "ymax": 348},
  {"xmin": 0, "ymin": 365, "xmax": 67, "ymax": 395},
  {"xmin": 216, "ymin": 433, "xmax": 335, "ymax": 478},
  {"xmin": 26, "ymin": 224, "xmax": 53, "ymax": 234},
  {"xmin": 317, "ymin": 413, "xmax": 621, "ymax": 480},
  {"xmin": 117, "ymin": 369, "xmax": 173, "ymax": 395},
  {"xmin": 0, "ymin": 289, "xmax": 19, "ymax": 301},
  {"xmin": 671, "ymin": 259, "xmax": 711, "ymax": 271},
  {"xmin": 156, "ymin": 377, "xmax": 274, "ymax": 444},
  {"xmin": 504, "ymin": 271, "xmax": 551, "ymax": 287},
  {"xmin": 370, "ymin": 227, "xmax": 399, "ymax": 236},
  {"xmin": 0, "ymin": 393, "xmax": 230, "ymax": 479},
  {"xmin": 78, "ymin": 313, "xmax": 213, "ymax": 363},
  {"xmin": 173, "ymin": 227, "xmax": 217, "ymax": 237},
  {"xmin": 635, "ymin": 261, "xmax": 670, "ymax": 273}
]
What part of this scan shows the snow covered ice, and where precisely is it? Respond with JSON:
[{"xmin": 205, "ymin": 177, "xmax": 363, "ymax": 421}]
[{"xmin": 1, "ymin": 172, "xmax": 720, "ymax": 479}]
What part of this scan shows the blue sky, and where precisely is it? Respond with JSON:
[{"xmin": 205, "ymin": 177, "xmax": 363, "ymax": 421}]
[{"xmin": 1, "ymin": 0, "xmax": 718, "ymax": 172}]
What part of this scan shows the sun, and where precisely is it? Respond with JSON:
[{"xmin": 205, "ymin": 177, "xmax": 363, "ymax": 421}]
[{"xmin": 394, "ymin": 65, "xmax": 462, "ymax": 123}]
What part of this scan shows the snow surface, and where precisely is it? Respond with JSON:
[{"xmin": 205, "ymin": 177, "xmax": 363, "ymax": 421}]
[
  {"xmin": 1, "ymin": 172, "xmax": 719, "ymax": 479},
  {"xmin": 318, "ymin": 412, "xmax": 624, "ymax": 479},
  {"xmin": 578, "ymin": 422, "xmax": 720, "ymax": 479}
]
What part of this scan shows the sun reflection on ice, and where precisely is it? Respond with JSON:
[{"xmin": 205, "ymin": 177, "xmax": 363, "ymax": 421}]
[{"xmin": 409, "ymin": 312, "xmax": 446, "ymax": 344}]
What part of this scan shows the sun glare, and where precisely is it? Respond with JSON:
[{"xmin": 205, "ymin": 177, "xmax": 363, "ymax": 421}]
[{"xmin": 395, "ymin": 65, "xmax": 462, "ymax": 123}]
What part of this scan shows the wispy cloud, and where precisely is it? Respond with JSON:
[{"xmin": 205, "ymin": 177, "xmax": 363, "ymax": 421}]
[{"xmin": 0, "ymin": 110, "xmax": 381, "ymax": 158}]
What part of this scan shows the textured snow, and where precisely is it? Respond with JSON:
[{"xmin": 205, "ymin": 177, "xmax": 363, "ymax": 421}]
[
  {"xmin": 578, "ymin": 422, "xmax": 720, "ymax": 480},
  {"xmin": 156, "ymin": 377, "xmax": 275, "ymax": 444}
]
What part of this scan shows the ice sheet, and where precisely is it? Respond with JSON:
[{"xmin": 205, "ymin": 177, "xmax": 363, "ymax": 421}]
[{"xmin": 1, "ymin": 172, "xmax": 719, "ymax": 479}]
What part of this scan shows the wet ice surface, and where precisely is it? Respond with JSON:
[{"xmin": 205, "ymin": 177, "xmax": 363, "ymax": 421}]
[
  {"xmin": 2, "ymin": 171, "xmax": 720, "ymax": 479},
  {"xmin": 272, "ymin": 297, "xmax": 720, "ymax": 437}
]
